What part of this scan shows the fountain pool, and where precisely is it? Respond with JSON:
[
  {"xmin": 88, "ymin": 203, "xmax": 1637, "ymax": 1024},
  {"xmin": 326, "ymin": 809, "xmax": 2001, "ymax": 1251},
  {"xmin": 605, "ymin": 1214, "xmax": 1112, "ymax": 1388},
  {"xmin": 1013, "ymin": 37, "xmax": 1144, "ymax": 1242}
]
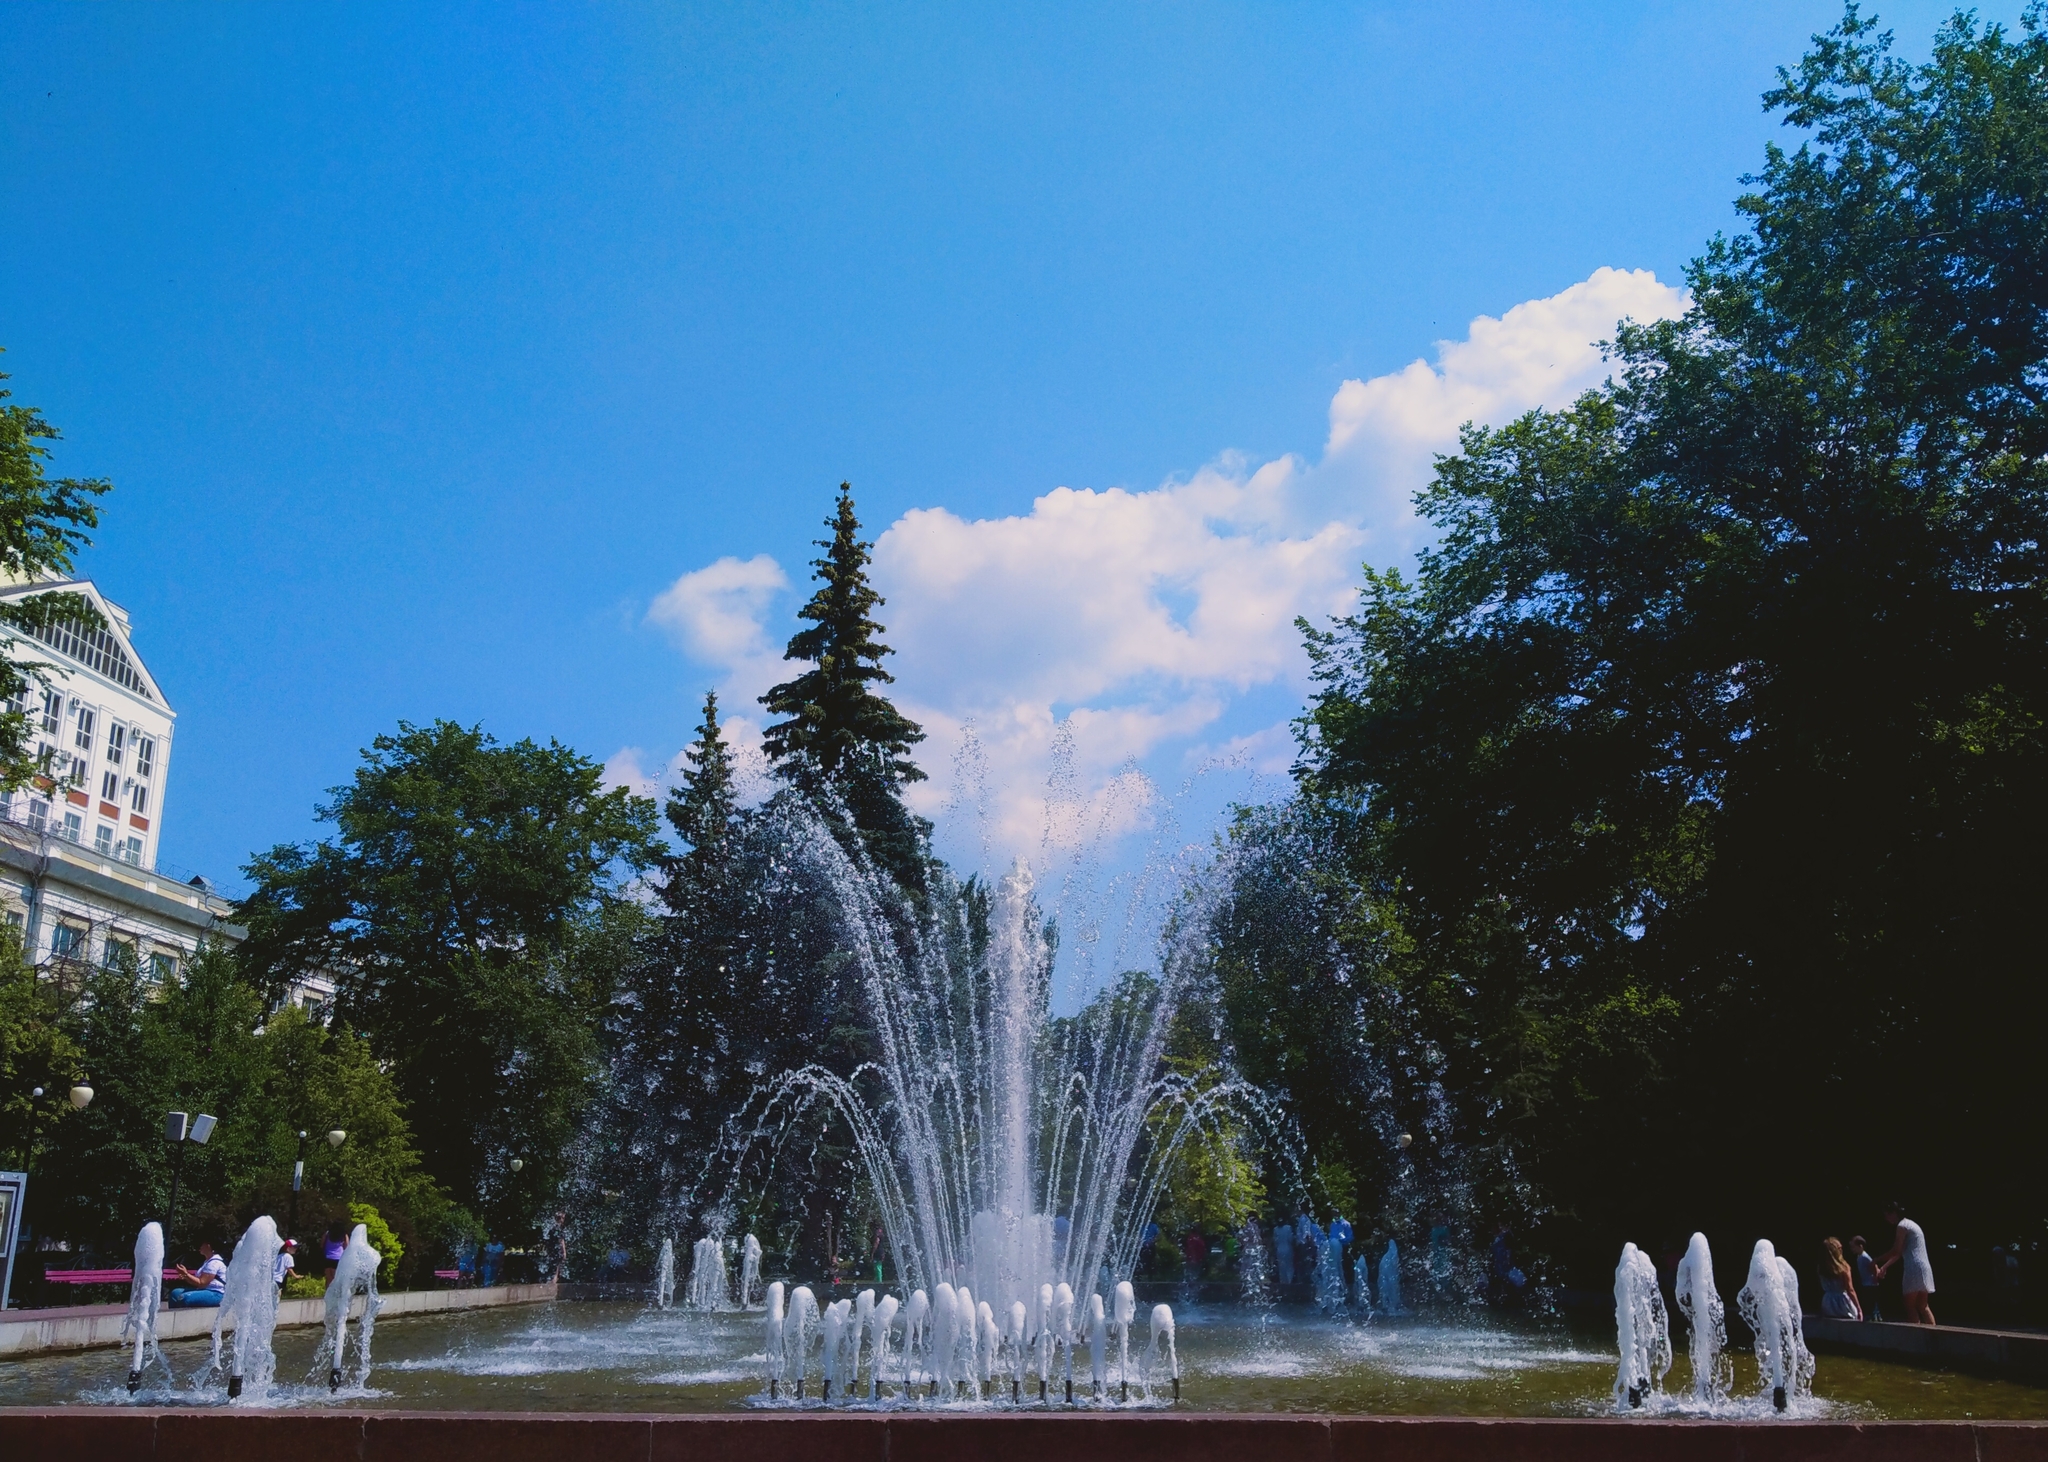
[{"xmin": 7, "ymin": 1300, "xmax": 2047, "ymax": 1419}]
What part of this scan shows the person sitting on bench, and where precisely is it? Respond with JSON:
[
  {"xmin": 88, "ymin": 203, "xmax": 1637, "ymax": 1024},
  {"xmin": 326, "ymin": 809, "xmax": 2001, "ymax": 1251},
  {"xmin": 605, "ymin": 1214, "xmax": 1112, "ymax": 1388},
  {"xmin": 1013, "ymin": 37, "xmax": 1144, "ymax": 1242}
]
[{"xmin": 170, "ymin": 1241, "xmax": 228, "ymax": 1306}]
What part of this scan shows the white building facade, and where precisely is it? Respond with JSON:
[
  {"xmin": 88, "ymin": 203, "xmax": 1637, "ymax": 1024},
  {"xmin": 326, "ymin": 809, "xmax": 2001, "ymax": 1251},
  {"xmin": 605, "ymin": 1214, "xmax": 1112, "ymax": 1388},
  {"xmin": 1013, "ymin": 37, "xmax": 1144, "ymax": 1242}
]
[{"xmin": 0, "ymin": 578, "xmax": 245, "ymax": 982}]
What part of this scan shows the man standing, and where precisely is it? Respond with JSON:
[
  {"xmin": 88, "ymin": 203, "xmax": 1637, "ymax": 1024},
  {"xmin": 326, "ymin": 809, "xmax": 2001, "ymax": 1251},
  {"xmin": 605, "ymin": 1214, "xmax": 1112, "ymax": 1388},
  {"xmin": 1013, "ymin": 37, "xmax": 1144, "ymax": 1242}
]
[{"xmin": 1874, "ymin": 1202, "xmax": 1936, "ymax": 1326}]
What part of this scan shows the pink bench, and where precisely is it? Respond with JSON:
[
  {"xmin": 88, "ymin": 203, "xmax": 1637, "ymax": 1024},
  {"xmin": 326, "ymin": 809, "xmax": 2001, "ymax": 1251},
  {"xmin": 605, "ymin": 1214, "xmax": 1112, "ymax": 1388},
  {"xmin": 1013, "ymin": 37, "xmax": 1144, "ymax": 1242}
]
[{"xmin": 43, "ymin": 1269, "xmax": 179, "ymax": 1284}]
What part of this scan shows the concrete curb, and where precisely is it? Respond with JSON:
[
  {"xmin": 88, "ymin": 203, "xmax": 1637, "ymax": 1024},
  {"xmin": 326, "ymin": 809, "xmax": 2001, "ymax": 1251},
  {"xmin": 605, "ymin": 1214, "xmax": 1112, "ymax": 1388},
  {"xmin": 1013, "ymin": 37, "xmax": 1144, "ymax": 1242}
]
[
  {"xmin": 1806, "ymin": 1316, "xmax": 2048, "ymax": 1384},
  {"xmin": 4, "ymin": 1410, "xmax": 2048, "ymax": 1462},
  {"xmin": 0, "ymin": 1282, "xmax": 556, "ymax": 1359}
]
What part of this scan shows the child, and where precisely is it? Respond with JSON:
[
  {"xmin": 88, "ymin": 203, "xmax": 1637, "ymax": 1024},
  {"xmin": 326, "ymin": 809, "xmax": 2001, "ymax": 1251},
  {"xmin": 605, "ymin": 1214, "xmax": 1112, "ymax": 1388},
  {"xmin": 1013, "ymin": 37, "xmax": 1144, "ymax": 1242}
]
[{"xmin": 1850, "ymin": 1235, "xmax": 1882, "ymax": 1322}]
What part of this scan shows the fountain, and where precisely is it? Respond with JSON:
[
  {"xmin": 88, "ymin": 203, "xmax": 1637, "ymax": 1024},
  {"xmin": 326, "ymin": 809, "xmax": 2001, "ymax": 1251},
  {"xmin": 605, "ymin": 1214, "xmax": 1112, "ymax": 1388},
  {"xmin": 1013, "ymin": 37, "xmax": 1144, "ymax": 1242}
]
[
  {"xmin": 785, "ymin": 1285, "xmax": 819, "ymax": 1397},
  {"xmin": 205, "ymin": 1215, "xmax": 282, "ymax": 1400},
  {"xmin": 1147, "ymin": 1303, "xmax": 1179, "ymax": 1400},
  {"xmin": 1376, "ymin": 1240, "xmax": 1406, "ymax": 1316},
  {"xmin": 711, "ymin": 849, "xmax": 1271, "ymax": 1352},
  {"xmin": 1113, "ymin": 1280, "xmax": 1136, "ymax": 1400},
  {"xmin": 686, "ymin": 1236, "xmax": 728, "ymax": 1310},
  {"xmin": 1612, "ymin": 1242, "xmax": 1670, "ymax": 1409},
  {"xmin": 122, "ymin": 1222, "xmax": 167, "ymax": 1394},
  {"xmin": 738, "ymin": 1233, "xmax": 762, "ymax": 1308},
  {"xmin": 1737, "ymin": 1239, "xmax": 1813, "ymax": 1411},
  {"xmin": 312, "ymin": 1222, "xmax": 382, "ymax": 1392},
  {"xmin": 1673, "ymin": 1232, "xmax": 1730, "ymax": 1403},
  {"xmin": 1087, "ymin": 1292, "xmax": 1107, "ymax": 1398},
  {"xmin": 655, "ymin": 1237, "xmax": 676, "ymax": 1309},
  {"xmin": 1313, "ymin": 1228, "xmax": 1347, "ymax": 1312},
  {"xmin": 762, "ymin": 1281, "xmax": 786, "ymax": 1397}
]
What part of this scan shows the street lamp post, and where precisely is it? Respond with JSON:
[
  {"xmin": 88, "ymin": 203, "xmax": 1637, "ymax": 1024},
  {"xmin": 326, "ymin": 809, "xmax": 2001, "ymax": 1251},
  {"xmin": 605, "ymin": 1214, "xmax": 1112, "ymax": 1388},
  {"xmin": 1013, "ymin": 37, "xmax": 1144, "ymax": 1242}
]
[
  {"xmin": 1, "ymin": 1081, "xmax": 92, "ymax": 1313},
  {"xmin": 162, "ymin": 1111, "xmax": 216, "ymax": 1266},
  {"xmin": 288, "ymin": 1130, "xmax": 308, "ymax": 1241}
]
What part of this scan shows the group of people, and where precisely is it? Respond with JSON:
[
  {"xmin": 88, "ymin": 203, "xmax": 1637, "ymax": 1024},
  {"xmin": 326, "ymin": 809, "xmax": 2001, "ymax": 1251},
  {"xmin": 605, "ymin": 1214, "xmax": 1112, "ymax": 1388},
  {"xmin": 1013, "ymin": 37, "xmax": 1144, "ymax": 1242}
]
[
  {"xmin": 1818, "ymin": 1203, "xmax": 1938, "ymax": 1326},
  {"xmin": 165, "ymin": 1221, "xmax": 358, "ymax": 1307}
]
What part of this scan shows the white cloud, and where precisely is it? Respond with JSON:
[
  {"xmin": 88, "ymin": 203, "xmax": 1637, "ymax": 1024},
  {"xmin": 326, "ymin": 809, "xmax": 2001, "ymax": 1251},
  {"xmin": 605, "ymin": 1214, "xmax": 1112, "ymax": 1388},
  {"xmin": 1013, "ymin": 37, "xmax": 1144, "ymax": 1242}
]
[
  {"xmin": 634, "ymin": 268, "xmax": 1689, "ymax": 865},
  {"xmin": 647, "ymin": 554, "xmax": 789, "ymax": 663}
]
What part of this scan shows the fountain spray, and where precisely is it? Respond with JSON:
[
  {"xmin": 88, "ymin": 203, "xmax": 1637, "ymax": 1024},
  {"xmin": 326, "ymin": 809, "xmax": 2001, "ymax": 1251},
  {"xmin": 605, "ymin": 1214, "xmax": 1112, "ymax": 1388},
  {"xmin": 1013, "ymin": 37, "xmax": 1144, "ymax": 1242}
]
[
  {"xmin": 123, "ymin": 1222, "xmax": 166, "ymax": 1394},
  {"xmin": 1673, "ymin": 1233, "xmax": 1730, "ymax": 1403}
]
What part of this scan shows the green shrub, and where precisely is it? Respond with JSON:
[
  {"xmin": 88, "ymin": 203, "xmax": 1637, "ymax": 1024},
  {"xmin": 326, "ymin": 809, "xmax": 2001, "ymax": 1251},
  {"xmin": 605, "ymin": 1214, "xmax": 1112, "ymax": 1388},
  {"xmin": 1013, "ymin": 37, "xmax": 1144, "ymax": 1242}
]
[
  {"xmin": 350, "ymin": 1203, "xmax": 404, "ymax": 1287},
  {"xmin": 283, "ymin": 1274, "xmax": 327, "ymax": 1300}
]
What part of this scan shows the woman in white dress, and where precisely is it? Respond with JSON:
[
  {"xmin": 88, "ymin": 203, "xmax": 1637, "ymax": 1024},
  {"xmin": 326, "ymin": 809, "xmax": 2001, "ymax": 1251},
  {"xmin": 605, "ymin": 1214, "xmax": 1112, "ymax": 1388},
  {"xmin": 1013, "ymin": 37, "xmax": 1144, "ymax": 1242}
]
[{"xmin": 1875, "ymin": 1202, "xmax": 1936, "ymax": 1326}]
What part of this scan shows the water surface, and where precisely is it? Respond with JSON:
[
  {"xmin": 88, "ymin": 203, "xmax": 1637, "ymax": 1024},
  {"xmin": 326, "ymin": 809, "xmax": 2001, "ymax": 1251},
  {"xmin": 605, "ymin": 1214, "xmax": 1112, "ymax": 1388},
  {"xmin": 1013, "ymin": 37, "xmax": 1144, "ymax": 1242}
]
[{"xmin": 5, "ymin": 1301, "xmax": 2043, "ymax": 1419}]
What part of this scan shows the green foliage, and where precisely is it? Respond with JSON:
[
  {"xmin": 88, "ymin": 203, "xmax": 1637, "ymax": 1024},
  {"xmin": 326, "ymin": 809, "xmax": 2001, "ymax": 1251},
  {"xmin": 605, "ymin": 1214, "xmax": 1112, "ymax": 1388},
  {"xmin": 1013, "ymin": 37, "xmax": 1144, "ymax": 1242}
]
[
  {"xmin": 1152, "ymin": 1120, "xmax": 1266, "ymax": 1238},
  {"xmin": 0, "ymin": 359, "xmax": 111, "ymax": 791},
  {"xmin": 760, "ymin": 486, "xmax": 933, "ymax": 889},
  {"xmin": 256, "ymin": 1002, "xmax": 446, "ymax": 1234},
  {"xmin": 1279, "ymin": 4, "xmax": 2048, "ymax": 1274},
  {"xmin": 350, "ymin": 1203, "xmax": 404, "ymax": 1287},
  {"xmin": 0, "ymin": 925, "xmax": 86, "ymax": 1166},
  {"xmin": 28, "ymin": 942, "xmax": 448, "ymax": 1271},
  {"xmin": 283, "ymin": 1273, "xmax": 327, "ymax": 1300},
  {"xmin": 237, "ymin": 720, "xmax": 660, "ymax": 1232},
  {"xmin": 761, "ymin": 484, "xmax": 926, "ymax": 787}
]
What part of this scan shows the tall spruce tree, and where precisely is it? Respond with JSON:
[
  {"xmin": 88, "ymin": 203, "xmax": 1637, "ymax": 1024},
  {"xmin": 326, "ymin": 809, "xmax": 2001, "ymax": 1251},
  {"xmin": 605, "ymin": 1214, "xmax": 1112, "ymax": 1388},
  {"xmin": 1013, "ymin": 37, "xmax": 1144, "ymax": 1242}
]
[
  {"xmin": 664, "ymin": 690, "xmax": 738, "ymax": 920},
  {"xmin": 761, "ymin": 484, "xmax": 931, "ymax": 887},
  {"xmin": 605, "ymin": 692, "xmax": 750, "ymax": 1218}
]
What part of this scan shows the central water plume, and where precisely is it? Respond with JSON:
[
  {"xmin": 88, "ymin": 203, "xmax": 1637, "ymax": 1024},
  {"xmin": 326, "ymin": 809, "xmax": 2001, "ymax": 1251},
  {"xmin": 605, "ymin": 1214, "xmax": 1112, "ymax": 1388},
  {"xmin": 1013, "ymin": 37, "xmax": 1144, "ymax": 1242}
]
[
  {"xmin": 312, "ymin": 1223, "xmax": 383, "ymax": 1392},
  {"xmin": 1612, "ymin": 1242, "xmax": 1670, "ymax": 1409},
  {"xmin": 1737, "ymin": 1240, "xmax": 1813, "ymax": 1411},
  {"xmin": 1673, "ymin": 1233, "xmax": 1730, "ymax": 1403},
  {"xmin": 123, "ymin": 1222, "xmax": 167, "ymax": 1394},
  {"xmin": 713, "ymin": 834, "xmax": 1277, "ymax": 1321},
  {"xmin": 686, "ymin": 1237, "xmax": 728, "ymax": 1310},
  {"xmin": 655, "ymin": 1238, "xmax": 676, "ymax": 1309},
  {"xmin": 205, "ymin": 1215, "xmax": 283, "ymax": 1400}
]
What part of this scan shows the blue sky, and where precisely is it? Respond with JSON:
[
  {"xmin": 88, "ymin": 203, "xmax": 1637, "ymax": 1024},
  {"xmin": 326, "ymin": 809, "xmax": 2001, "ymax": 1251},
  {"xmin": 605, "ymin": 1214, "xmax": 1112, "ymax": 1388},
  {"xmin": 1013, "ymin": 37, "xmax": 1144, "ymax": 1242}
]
[{"xmin": 1, "ymin": 1, "xmax": 1991, "ymax": 893}]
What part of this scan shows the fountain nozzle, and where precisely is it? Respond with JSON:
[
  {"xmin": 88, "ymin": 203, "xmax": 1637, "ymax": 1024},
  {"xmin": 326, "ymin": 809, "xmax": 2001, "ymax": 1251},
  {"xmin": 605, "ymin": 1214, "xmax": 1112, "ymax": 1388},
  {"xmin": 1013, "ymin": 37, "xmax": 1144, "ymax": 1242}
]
[
  {"xmin": 329, "ymin": 1366, "xmax": 342, "ymax": 1392},
  {"xmin": 1628, "ymin": 1383, "xmax": 1643, "ymax": 1409},
  {"xmin": 228, "ymin": 1374, "xmax": 244, "ymax": 1399},
  {"xmin": 821, "ymin": 1379, "xmax": 831, "ymax": 1401},
  {"xmin": 1012, "ymin": 1379, "xmax": 1019, "ymax": 1401},
  {"xmin": 1774, "ymin": 1386, "xmax": 1787, "ymax": 1412},
  {"xmin": 1039, "ymin": 1378, "xmax": 1046, "ymax": 1401},
  {"xmin": 769, "ymin": 1380, "xmax": 778, "ymax": 1399},
  {"xmin": 1065, "ymin": 1378, "xmax": 1073, "ymax": 1402},
  {"xmin": 1120, "ymin": 1380, "xmax": 1128, "ymax": 1402},
  {"xmin": 1173, "ymin": 1377, "xmax": 1181, "ymax": 1401},
  {"xmin": 126, "ymin": 1370, "xmax": 141, "ymax": 1394}
]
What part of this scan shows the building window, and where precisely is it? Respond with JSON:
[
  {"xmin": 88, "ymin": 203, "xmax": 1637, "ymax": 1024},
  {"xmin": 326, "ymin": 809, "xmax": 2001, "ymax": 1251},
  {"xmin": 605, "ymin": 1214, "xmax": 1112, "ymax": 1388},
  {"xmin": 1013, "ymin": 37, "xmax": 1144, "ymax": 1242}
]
[
  {"xmin": 123, "ymin": 835, "xmax": 144, "ymax": 865},
  {"xmin": 41, "ymin": 690, "xmax": 63, "ymax": 735},
  {"xmin": 26, "ymin": 800, "xmax": 47, "ymax": 832},
  {"xmin": 5, "ymin": 910, "xmax": 21, "ymax": 930},
  {"xmin": 106, "ymin": 722, "xmax": 125, "ymax": 767},
  {"xmin": 21, "ymin": 611, "xmax": 153, "ymax": 701},
  {"xmin": 94, "ymin": 823, "xmax": 114, "ymax": 854},
  {"xmin": 149, "ymin": 950, "xmax": 177, "ymax": 983},
  {"xmin": 73, "ymin": 706, "xmax": 95, "ymax": 755},
  {"xmin": 102, "ymin": 769, "xmax": 119, "ymax": 802},
  {"xmin": 136, "ymin": 736, "xmax": 156, "ymax": 779},
  {"xmin": 130, "ymin": 783, "xmax": 149, "ymax": 815},
  {"xmin": 50, "ymin": 923, "xmax": 86, "ymax": 960},
  {"xmin": 102, "ymin": 937, "xmax": 135, "ymax": 971},
  {"xmin": 62, "ymin": 811, "xmax": 82, "ymax": 843}
]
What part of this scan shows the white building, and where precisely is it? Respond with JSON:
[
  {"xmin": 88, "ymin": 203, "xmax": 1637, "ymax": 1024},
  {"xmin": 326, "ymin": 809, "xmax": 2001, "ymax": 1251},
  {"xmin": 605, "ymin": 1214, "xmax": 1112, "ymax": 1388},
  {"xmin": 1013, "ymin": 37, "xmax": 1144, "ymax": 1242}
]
[{"xmin": 0, "ymin": 577, "xmax": 249, "ymax": 986}]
